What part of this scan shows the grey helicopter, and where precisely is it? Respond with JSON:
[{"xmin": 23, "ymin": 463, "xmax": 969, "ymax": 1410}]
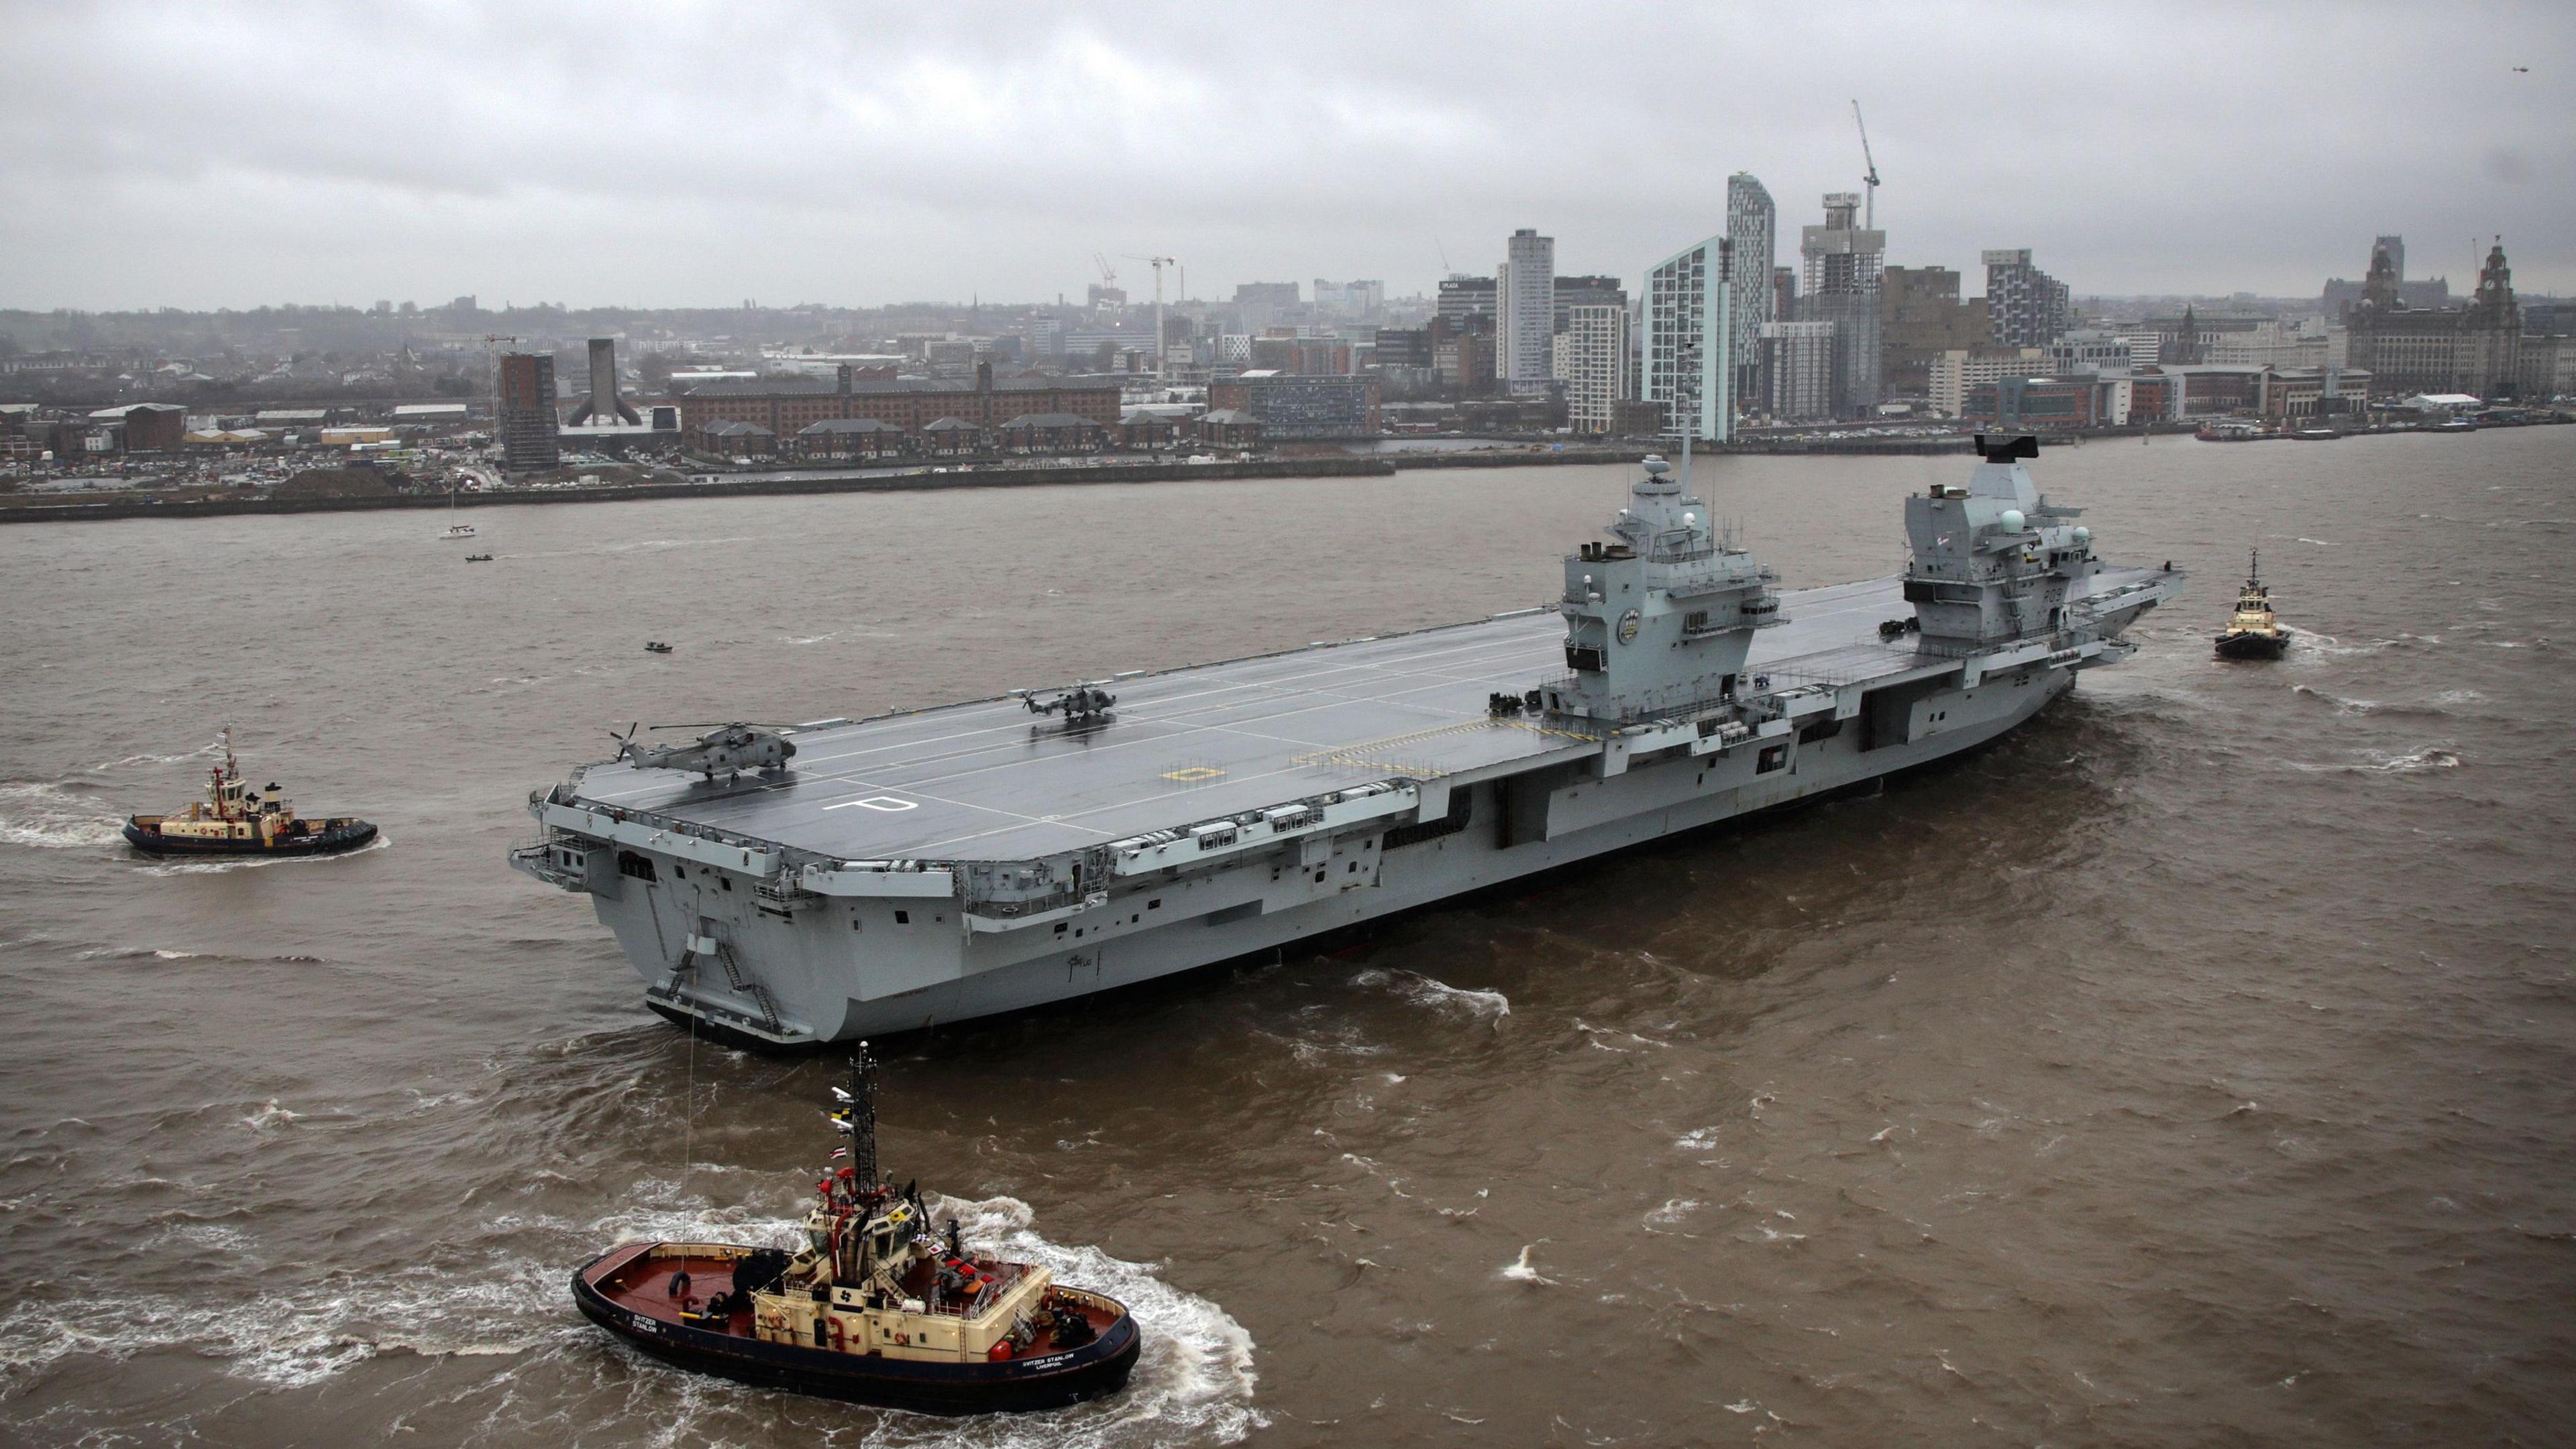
[
  {"xmin": 612, "ymin": 722, "xmax": 798, "ymax": 780},
  {"xmin": 1012, "ymin": 682, "xmax": 1118, "ymax": 721}
]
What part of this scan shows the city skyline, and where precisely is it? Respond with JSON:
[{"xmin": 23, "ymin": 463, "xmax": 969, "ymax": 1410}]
[{"xmin": 3, "ymin": 3, "xmax": 2569, "ymax": 311}]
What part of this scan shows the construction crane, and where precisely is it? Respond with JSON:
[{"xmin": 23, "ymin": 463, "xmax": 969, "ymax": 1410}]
[
  {"xmin": 1851, "ymin": 100, "xmax": 1880, "ymax": 231},
  {"xmin": 1126, "ymin": 254, "xmax": 1178, "ymax": 382}
]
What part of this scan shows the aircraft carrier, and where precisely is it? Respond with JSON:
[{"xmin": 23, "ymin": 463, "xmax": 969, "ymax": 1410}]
[{"xmin": 512, "ymin": 437, "xmax": 2181, "ymax": 1044}]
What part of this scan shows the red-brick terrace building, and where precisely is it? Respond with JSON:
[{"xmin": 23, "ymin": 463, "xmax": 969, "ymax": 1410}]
[{"xmin": 676, "ymin": 363, "xmax": 1121, "ymax": 445}]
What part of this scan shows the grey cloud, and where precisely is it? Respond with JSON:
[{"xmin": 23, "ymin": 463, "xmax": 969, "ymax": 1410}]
[{"xmin": 3, "ymin": 0, "xmax": 2569, "ymax": 308}]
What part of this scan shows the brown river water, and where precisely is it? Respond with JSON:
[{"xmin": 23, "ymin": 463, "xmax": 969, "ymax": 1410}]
[{"xmin": 1, "ymin": 431, "xmax": 2571, "ymax": 1447}]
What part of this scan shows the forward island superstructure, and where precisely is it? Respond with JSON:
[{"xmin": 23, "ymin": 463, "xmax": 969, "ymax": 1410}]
[{"xmin": 513, "ymin": 437, "xmax": 2180, "ymax": 1044}]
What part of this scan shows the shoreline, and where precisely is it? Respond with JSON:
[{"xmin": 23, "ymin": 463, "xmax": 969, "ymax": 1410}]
[{"xmin": 0, "ymin": 448, "xmax": 1660, "ymax": 525}]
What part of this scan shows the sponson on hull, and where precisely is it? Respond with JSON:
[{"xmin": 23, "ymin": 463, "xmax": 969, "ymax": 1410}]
[{"xmin": 511, "ymin": 435, "xmax": 2182, "ymax": 1045}]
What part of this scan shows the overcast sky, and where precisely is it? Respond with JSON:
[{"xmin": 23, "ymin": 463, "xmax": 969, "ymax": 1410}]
[{"xmin": 4, "ymin": 1, "xmax": 2570, "ymax": 311}]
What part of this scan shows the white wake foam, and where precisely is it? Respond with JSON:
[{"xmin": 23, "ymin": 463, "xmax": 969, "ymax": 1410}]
[
  {"xmin": 0, "ymin": 1242, "xmax": 568, "ymax": 1389},
  {"xmin": 1642, "ymin": 1199, "xmax": 1701, "ymax": 1231},
  {"xmin": 0, "ymin": 783, "xmax": 127, "ymax": 850},
  {"xmin": 2287, "ymin": 745, "xmax": 2463, "ymax": 775},
  {"xmin": 1500, "ymin": 1242, "xmax": 1556, "ymax": 1285},
  {"xmin": 1352, "ymin": 968, "xmax": 1509, "ymax": 1022},
  {"xmin": 89, "ymin": 741, "xmax": 223, "ymax": 772}
]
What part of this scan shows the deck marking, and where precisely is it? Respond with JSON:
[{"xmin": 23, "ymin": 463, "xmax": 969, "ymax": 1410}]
[
  {"xmin": 570, "ymin": 573, "xmax": 1995, "ymax": 859},
  {"xmin": 824, "ymin": 795, "xmax": 919, "ymax": 812},
  {"xmin": 1160, "ymin": 766, "xmax": 1226, "ymax": 782}
]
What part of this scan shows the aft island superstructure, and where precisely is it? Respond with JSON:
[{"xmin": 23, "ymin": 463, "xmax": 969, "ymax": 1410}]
[{"xmin": 513, "ymin": 437, "xmax": 2180, "ymax": 1044}]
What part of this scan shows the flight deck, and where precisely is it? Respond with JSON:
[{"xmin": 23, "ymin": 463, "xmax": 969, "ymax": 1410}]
[{"xmin": 566, "ymin": 574, "xmax": 1956, "ymax": 864}]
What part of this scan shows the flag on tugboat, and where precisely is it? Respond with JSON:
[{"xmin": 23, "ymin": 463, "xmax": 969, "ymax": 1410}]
[{"xmin": 830, "ymin": 1146, "xmax": 849, "ymax": 1159}]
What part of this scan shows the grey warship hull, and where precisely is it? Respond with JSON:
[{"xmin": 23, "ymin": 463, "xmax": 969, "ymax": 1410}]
[{"xmin": 514, "ymin": 447, "xmax": 2180, "ymax": 1044}]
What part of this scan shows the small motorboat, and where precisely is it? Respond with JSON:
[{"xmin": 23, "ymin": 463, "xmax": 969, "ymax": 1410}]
[
  {"xmin": 645, "ymin": 641, "xmax": 675, "ymax": 654},
  {"xmin": 465, "ymin": 553, "xmax": 493, "ymax": 562},
  {"xmin": 570, "ymin": 1049, "xmax": 1141, "ymax": 1414}
]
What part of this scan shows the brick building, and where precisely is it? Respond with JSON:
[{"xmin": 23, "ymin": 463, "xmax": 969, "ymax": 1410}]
[
  {"xmin": 118, "ymin": 402, "xmax": 187, "ymax": 452},
  {"xmin": 1880, "ymin": 267, "xmax": 1987, "ymax": 398},
  {"xmin": 1249, "ymin": 335, "xmax": 1354, "ymax": 375},
  {"xmin": 677, "ymin": 363, "xmax": 1120, "ymax": 445},
  {"xmin": 1205, "ymin": 372, "xmax": 1381, "ymax": 439}
]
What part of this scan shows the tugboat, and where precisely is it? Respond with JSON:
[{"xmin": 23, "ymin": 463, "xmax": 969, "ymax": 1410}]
[
  {"xmin": 570, "ymin": 1048, "xmax": 1141, "ymax": 1414},
  {"xmin": 2214, "ymin": 550, "xmax": 2292, "ymax": 660},
  {"xmin": 123, "ymin": 729, "xmax": 378, "ymax": 857}
]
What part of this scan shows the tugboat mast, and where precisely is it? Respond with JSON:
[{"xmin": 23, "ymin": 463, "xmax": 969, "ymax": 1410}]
[{"xmin": 837, "ymin": 1043, "xmax": 879, "ymax": 1189}]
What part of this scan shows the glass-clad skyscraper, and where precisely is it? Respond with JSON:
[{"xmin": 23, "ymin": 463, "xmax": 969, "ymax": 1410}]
[{"xmin": 1643, "ymin": 236, "xmax": 1733, "ymax": 442}]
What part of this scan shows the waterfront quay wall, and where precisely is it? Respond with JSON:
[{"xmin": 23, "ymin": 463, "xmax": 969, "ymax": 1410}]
[{"xmin": 1, "ymin": 448, "xmax": 1706, "ymax": 525}]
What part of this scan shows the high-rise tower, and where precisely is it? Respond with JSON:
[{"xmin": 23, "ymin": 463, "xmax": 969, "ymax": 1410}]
[
  {"xmin": 496, "ymin": 352, "xmax": 560, "ymax": 473},
  {"xmin": 1497, "ymin": 228, "xmax": 1556, "ymax": 395},
  {"xmin": 1982, "ymin": 248, "xmax": 2071, "ymax": 347},
  {"xmin": 1724, "ymin": 174, "xmax": 1776, "ymax": 413},
  {"xmin": 1801, "ymin": 193, "xmax": 1884, "ymax": 417},
  {"xmin": 1644, "ymin": 236, "xmax": 1732, "ymax": 442}
]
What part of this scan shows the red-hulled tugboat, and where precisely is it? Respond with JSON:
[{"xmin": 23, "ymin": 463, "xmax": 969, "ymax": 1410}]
[
  {"xmin": 122, "ymin": 729, "xmax": 377, "ymax": 857},
  {"xmin": 572, "ymin": 1048, "xmax": 1141, "ymax": 1414}
]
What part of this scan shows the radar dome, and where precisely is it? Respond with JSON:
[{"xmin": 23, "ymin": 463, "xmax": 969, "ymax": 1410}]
[
  {"xmin": 1642, "ymin": 457, "xmax": 1671, "ymax": 476},
  {"xmin": 2000, "ymin": 508, "xmax": 2026, "ymax": 533},
  {"xmin": 2072, "ymin": 525, "xmax": 2091, "ymax": 545}
]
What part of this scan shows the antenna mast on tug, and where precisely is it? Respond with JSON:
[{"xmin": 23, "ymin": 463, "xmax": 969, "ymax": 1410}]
[{"xmin": 835, "ymin": 1042, "xmax": 879, "ymax": 1189}]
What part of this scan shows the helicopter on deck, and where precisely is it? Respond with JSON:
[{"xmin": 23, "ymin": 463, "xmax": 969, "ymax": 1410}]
[
  {"xmin": 614, "ymin": 722, "xmax": 798, "ymax": 780},
  {"xmin": 1012, "ymin": 682, "xmax": 1118, "ymax": 722}
]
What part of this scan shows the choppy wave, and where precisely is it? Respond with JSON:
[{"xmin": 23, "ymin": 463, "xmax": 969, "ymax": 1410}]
[
  {"xmin": 0, "ymin": 1190, "xmax": 798, "ymax": 1392},
  {"xmin": 2289, "ymin": 684, "xmax": 2451, "ymax": 718},
  {"xmin": 241, "ymin": 1099, "xmax": 302, "ymax": 1130},
  {"xmin": 2357, "ymin": 746, "xmax": 2463, "ymax": 773},
  {"xmin": 1500, "ymin": 1243, "xmax": 1556, "ymax": 1285},
  {"xmin": 1642, "ymin": 1199, "xmax": 1701, "ymax": 1231},
  {"xmin": 508, "ymin": 535, "xmax": 765, "ymax": 560},
  {"xmin": 2288, "ymin": 745, "xmax": 2464, "ymax": 775},
  {"xmin": 0, "ymin": 783, "xmax": 127, "ymax": 850},
  {"xmin": 1352, "ymin": 968, "xmax": 1509, "ymax": 1022},
  {"xmin": 0, "ymin": 1243, "xmax": 567, "ymax": 1389},
  {"xmin": 2296, "ymin": 630, "xmax": 2445, "ymax": 659}
]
